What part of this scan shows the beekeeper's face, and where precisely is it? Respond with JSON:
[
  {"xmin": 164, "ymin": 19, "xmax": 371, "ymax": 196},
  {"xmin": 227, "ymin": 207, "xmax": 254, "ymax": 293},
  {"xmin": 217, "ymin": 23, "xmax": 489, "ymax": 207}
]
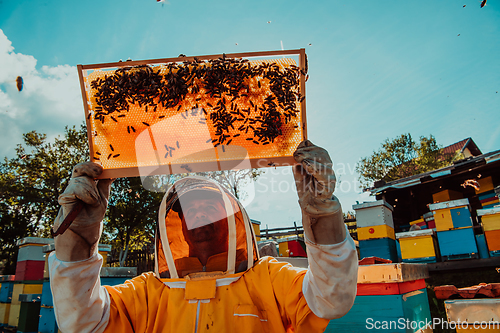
[{"xmin": 180, "ymin": 197, "xmax": 228, "ymax": 248}]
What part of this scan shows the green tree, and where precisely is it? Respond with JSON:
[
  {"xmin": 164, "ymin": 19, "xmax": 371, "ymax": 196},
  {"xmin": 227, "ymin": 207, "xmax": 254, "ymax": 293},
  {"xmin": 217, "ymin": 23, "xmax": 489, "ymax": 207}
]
[
  {"xmin": 199, "ymin": 169, "xmax": 264, "ymax": 200},
  {"xmin": 356, "ymin": 134, "xmax": 460, "ymax": 189},
  {"xmin": 0, "ymin": 125, "xmax": 88, "ymax": 273},
  {"xmin": 105, "ymin": 177, "xmax": 166, "ymax": 266}
]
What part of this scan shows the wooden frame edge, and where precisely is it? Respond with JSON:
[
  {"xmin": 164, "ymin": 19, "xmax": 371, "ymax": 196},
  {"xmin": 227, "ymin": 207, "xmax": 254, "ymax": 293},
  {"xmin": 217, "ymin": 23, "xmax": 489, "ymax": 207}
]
[
  {"xmin": 77, "ymin": 65, "xmax": 95, "ymax": 161},
  {"xmin": 79, "ymin": 49, "xmax": 304, "ymax": 70}
]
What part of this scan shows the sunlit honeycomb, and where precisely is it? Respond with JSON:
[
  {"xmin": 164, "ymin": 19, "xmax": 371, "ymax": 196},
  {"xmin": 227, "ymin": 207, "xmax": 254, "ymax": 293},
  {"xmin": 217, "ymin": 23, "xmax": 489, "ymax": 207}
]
[{"xmin": 80, "ymin": 55, "xmax": 306, "ymax": 177}]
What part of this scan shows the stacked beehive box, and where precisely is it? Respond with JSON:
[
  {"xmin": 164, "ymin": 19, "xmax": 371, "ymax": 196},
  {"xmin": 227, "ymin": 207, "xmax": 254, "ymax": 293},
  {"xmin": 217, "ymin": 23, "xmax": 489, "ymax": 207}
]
[
  {"xmin": 0, "ymin": 275, "xmax": 15, "ymax": 327},
  {"xmin": 8, "ymin": 280, "xmax": 42, "ymax": 329},
  {"xmin": 251, "ymin": 219, "xmax": 261, "ymax": 241},
  {"xmin": 409, "ymin": 217, "xmax": 427, "ymax": 229},
  {"xmin": 396, "ymin": 229, "xmax": 439, "ymax": 263},
  {"xmin": 478, "ymin": 207, "xmax": 500, "ymax": 257},
  {"xmin": 277, "ymin": 236, "xmax": 307, "ymax": 258},
  {"xmin": 423, "ymin": 212, "xmax": 436, "ymax": 229},
  {"xmin": 432, "ymin": 189, "xmax": 463, "ymax": 204},
  {"xmin": 38, "ymin": 274, "xmax": 57, "ymax": 333},
  {"xmin": 429, "ymin": 198, "xmax": 478, "ymax": 260},
  {"xmin": 16, "ymin": 238, "xmax": 53, "ymax": 281},
  {"xmin": 325, "ymin": 263, "xmax": 432, "ymax": 332},
  {"xmin": 7, "ymin": 237, "xmax": 51, "ymax": 330},
  {"xmin": 353, "ymin": 200, "xmax": 398, "ymax": 262},
  {"xmin": 476, "ymin": 176, "xmax": 499, "ymax": 209}
]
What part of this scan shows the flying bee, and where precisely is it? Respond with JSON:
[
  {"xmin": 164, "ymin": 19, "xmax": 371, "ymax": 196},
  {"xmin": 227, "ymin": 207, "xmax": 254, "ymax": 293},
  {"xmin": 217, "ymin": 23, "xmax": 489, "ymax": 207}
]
[{"xmin": 16, "ymin": 76, "xmax": 23, "ymax": 91}]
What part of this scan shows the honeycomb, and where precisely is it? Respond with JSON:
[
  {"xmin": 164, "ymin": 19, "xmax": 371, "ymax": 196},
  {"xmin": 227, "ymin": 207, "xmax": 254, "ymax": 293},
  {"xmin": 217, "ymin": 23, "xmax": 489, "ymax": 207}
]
[{"xmin": 79, "ymin": 54, "xmax": 306, "ymax": 178}]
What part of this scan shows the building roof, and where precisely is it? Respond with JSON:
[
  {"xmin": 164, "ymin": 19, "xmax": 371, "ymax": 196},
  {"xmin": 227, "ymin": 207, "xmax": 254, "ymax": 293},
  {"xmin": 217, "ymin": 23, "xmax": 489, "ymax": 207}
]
[
  {"xmin": 368, "ymin": 149, "xmax": 500, "ymax": 195},
  {"xmin": 442, "ymin": 138, "xmax": 482, "ymax": 157}
]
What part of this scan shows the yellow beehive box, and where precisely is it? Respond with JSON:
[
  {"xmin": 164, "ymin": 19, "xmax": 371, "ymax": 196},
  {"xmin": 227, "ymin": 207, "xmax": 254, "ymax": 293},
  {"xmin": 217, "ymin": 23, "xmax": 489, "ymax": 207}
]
[
  {"xmin": 476, "ymin": 176, "xmax": 494, "ymax": 194},
  {"xmin": 432, "ymin": 189, "xmax": 463, "ymax": 203},
  {"xmin": 99, "ymin": 250, "xmax": 108, "ymax": 266},
  {"xmin": 432, "ymin": 208, "xmax": 454, "ymax": 231},
  {"xmin": 278, "ymin": 240, "xmax": 289, "ymax": 257},
  {"xmin": 409, "ymin": 217, "xmax": 426, "ymax": 227},
  {"xmin": 357, "ymin": 224, "xmax": 395, "ymax": 240},
  {"xmin": 0, "ymin": 303, "xmax": 10, "ymax": 324},
  {"xmin": 251, "ymin": 220, "xmax": 261, "ymax": 241},
  {"xmin": 11, "ymin": 284, "xmax": 23, "ymax": 306},
  {"xmin": 429, "ymin": 199, "xmax": 470, "ymax": 231},
  {"xmin": 11, "ymin": 283, "xmax": 43, "ymax": 306},
  {"xmin": 478, "ymin": 207, "xmax": 500, "ymax": 232},
  {"xmin": 7, "ymin": 303, "xmax": 20, "ymax": 327},
  {"xmin": 396, "ymin": 229, "xmax": 437, "ymax": 260}
]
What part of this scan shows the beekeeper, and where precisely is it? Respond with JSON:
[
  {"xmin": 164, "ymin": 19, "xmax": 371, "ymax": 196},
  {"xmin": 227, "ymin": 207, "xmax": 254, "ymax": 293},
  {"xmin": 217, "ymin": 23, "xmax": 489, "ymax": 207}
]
[{"xmin": 49, "ymin": 140, "xmax": 358, "ymax": 332}]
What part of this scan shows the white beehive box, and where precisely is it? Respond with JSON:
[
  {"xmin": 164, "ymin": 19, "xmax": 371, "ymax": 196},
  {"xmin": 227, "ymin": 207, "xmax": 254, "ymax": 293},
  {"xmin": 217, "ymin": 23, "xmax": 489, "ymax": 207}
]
[
  {"xmin": 445, "ymin": 299, "xmax": 500, "ymax": 324},
  {"xmin": 353, "ymin": 200, "xmax": 394, "ymax": 228}
]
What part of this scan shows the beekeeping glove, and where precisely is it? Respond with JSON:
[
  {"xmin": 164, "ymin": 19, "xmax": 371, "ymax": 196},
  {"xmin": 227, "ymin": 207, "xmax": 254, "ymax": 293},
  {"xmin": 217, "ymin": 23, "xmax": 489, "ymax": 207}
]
[
  {"xmin": 53, "ymin": 162, "xmax": 113, "ymax": 261},
  {"xmin": 293, "ymin": 140, "xmax": 346, "ymax": 244}
]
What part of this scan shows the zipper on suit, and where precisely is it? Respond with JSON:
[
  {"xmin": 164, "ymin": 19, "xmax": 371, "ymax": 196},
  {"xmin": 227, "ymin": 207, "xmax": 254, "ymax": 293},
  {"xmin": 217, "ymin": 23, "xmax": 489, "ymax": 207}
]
[{"xmin": 195, "ymin": 300, "xmax": 201, "ymax": 333}]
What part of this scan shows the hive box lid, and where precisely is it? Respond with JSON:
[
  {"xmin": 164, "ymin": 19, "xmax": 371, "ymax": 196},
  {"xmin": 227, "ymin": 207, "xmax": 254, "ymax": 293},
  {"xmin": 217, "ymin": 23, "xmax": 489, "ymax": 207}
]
[
  {"xmin": 423, "ymin": 212, "xmax": 434, "ymax": 219},
  {"xmin": 0, "ymin": 275, "xmax": 15, "ymax": 282},
  {"xmin": 357, "ymin": 263, "xmax": 429, "ymax": 283},
  {"xmin": 100, "ymin": 267, "xmax": 137, "ymax": 277},
  {"xmin": 477, "ymin": 207, "xmax": 500, "ymax": 216},
  {"xmin": 428, "ymin": 198, "xmax": 470, "ymax": 211},
  {"xmin": 276, "ymin": 236, "xmax": 304, "ymax": 243},
  {"xmin": 352, "ymin": 200, "xmax": 393, "ymax": 212},
  {"xmin": 396, "ymin": 229, "xmax": 435, "ymax": 239},
  {"xmin": 16, "ymin": 237, "xmax": 54, "ymax": 247},
  {"xmin": 275, "ymin": 257, "xmax": 308, "ymax": 268},
  {"xmin": 18, "ymin": 294, "xmax": 42, "ymax": 303},
  {"xmin": 43, "ymin": 243, "xmax": 112, "ymax": 253}
]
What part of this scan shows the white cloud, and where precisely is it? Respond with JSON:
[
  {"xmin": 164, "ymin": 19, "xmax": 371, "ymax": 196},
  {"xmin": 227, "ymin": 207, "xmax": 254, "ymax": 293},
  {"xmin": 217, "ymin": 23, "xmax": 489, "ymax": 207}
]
[{"xmin": 0, "ymin": 29, "xmax": 82, "ymax": 159}]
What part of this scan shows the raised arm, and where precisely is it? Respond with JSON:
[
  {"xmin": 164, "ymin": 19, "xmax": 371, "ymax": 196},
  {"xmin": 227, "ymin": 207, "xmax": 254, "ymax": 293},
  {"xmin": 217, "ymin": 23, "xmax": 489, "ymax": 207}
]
[
  {"xmin": 48, "ymin": 162, "xmax": 113, "ymax": 333},
  {"xmin": 293, "ymin": 140, "xmax": 358, "ymax": 319}
]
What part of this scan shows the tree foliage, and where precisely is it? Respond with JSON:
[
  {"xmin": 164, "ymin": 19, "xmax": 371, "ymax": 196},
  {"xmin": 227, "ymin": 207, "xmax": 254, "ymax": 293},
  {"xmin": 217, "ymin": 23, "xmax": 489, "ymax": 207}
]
[
  {"xmin": 0, "ymin": 125, "xmax": 88, "ymax": 273},
  {"xmin": 105, "ymin": 177, "xmax": 166, "ymax": 266},
  {"xmin": 356, "ymin": 134, "xmax": 460, "ymax": 188},
  {"xmin": 198, "ymin": 169, "xmax": 264, "ymax": 200}
]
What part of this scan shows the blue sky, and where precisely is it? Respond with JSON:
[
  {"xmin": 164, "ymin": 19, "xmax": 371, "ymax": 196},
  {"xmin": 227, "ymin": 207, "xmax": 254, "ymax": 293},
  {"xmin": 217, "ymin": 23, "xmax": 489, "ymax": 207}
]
[{"xmin": 0, "ymin": 0, "xmax": 499, "ymax": 228}]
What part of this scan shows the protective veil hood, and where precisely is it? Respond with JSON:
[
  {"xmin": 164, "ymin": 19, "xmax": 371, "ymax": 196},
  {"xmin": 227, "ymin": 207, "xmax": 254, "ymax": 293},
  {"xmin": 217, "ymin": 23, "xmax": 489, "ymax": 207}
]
[{"xmin": 155, "ymin": 176, "xmax": 260, "ymax": 279}]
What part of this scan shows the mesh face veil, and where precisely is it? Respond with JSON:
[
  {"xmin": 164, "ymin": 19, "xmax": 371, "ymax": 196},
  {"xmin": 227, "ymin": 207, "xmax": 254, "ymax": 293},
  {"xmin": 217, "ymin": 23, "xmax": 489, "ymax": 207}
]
[{"xmin": 155, "ymin": 176, "xmax": 260, "ymax": 279}]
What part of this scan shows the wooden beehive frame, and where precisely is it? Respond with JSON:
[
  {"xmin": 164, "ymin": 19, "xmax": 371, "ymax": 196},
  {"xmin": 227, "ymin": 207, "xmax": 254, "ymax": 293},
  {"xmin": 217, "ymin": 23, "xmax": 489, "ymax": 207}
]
[{"xmin": 77, "ymin": 49, "xmax": 307, "ymax": 179}]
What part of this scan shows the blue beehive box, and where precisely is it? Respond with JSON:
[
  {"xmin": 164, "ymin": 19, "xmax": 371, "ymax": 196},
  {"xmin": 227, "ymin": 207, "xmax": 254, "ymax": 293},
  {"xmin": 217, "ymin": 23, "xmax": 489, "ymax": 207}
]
[
  {"xmin": 475, "ymin": 234, "xmax": 490, "ymax": 259},
  {"xmin": 38, "ymin": 306, "xmax": 58, "ymax": 333},
  {"xmin": 359, "ymin": 238, "xmax": 399, "ymax": 262},
  {"xmin": 450, "ymin": 206, "xmax": 473, "ymax": 228},
  {"xmin": 0, "ymin": 280, "xmax": 14, "ymax": 303},
  {"xmin": 436, "ymin": 227, "xmax": 478, "ymax": 260},
  {"xmin": 101, "ymin": 277, "xmax": 130, "ymax": 286},
  {"xmin": 325, "ymin": 288, "xmax": 432, "ymax": 332},
  {"xmin": 41, "ymin": 280, "xmax": 53, "ymax": 307}
]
